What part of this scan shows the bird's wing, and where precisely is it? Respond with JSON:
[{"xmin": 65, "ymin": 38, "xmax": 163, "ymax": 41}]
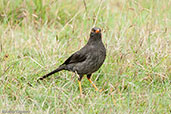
[{"xmin": 63, "ymin": 49, "xmax": 87, "ymax": 65}]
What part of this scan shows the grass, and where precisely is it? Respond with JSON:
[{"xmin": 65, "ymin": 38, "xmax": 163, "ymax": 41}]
[{"xmin": 0, "ymin": 0, "xmax": 170, "ymax": 113}]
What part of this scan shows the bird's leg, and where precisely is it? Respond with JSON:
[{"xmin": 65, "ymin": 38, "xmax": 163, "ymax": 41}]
[
  {"xmin": 78, "ymin": 75, "xmax": 83, "ymax": 95},
  {"xmin": 87, "ymin": 74, "xmax": 98, "ymax": 91}
]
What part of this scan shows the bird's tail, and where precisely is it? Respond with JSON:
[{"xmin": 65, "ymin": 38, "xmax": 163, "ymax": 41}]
[{"xmin": 37, "ymin": 65, "xmax": 65, "ymax": 81}]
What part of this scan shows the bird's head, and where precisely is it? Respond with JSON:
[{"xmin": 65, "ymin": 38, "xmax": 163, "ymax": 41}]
[{"xmin": 90, "ymin": 27, "xmax": 102, "ymax": 39}]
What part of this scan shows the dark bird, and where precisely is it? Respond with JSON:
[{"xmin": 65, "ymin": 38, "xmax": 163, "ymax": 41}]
[{"xmin": 38, "ymin": 27, "xmax": 106, "ymax": 95}]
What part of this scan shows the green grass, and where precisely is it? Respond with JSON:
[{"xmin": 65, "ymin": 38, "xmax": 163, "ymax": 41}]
[{"xmin": 0, "ymin": 0, "xmax": 170, "ymax": 113}]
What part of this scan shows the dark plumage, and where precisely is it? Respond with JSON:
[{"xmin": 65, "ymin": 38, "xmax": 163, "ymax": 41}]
[{"xmin": 38, "ymin": 27, "xmax": 106, "ymax": 94}]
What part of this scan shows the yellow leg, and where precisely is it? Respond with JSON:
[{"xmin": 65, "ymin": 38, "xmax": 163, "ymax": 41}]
[
  {"xmin": 78, "ymin": 80, "xmax": 82, "ymax": 95},
  {"xmin": 88, "ymin": 78, "xmax": 98, "ymax": 91}
]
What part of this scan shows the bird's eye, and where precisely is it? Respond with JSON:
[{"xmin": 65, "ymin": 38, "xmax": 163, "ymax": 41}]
[{"xmin": 92, "ymin": 29, "xmax": 96, "ymax": 33}]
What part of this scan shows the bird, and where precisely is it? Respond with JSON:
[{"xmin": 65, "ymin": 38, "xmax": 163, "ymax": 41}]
[{"xmin": 37, "ymin": 27, "xmax": 106, "ymax": 95}]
